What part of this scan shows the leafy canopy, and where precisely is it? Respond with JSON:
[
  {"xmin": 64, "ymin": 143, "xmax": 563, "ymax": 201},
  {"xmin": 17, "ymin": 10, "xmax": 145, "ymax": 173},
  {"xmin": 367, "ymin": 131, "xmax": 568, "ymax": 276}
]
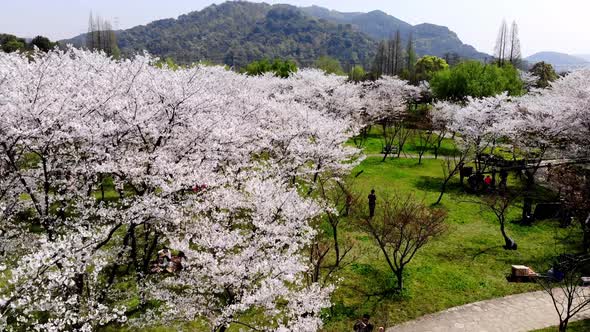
[
  {"xmin": 314, "ymin": 55, "xmax": 345, "ymax": 75},
  {"xmin": 243, "ymin": 58, "xmax": 298, "ymax": 78},
  {"xmin": 529, "ymin": 61, "xmax": 559, "ymax": 89},
  {"xmin": 430, "ymin": 60, "xmax": 524, "ymax": 101},
  {"xmin": 415, "ymin": 55, "xmax": 449, "ymax": 82}
]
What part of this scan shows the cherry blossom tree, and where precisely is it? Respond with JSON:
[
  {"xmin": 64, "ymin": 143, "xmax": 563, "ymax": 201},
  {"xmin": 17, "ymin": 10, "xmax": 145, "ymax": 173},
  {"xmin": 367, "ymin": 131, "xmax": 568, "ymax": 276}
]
[{"xmin": 0, "ymin": 48, "xmax": 369, "ymax": 331}]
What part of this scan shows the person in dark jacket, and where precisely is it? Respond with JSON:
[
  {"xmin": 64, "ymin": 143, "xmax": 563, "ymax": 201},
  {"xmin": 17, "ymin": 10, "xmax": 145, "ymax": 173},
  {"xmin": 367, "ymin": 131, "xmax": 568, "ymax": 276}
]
[
  {"xmin": 368, "ymin": 190, "xmax": 376, "ymax": 218},
  {"xmin": 354, "ymin": 314, "xmax": 374, "ymax": 332}
]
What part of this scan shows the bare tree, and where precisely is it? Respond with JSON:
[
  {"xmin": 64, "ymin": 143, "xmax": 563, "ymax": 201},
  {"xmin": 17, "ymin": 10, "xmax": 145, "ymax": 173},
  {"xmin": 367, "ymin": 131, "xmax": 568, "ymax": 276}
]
[
  {"xmin": 318, "ymin": 178, "xmax": 357, "ymax": 268},
  {"xmin": 352, "ymin": 125, "xmax": 371, "ymax": 150},
  {"xmin": 432, "ymin": 128, "xmax": 448, "ymax": 160},
  {"xmin": 494, "ymin": 19, "xmax": 509, "ymax": 66},
  {"xmin": 481, "ymin": 192, "xmax": 518, "ymax": 250},
  {"xmin": 381, "ymin": 118, "xmax": 402, "ymax": 162},
  {"xmin": 537, "ymin": 255, "xmax": 590, "ymax": 332},
  {"xmin": 393, "ymin": 30, "xmax": 403, "ymax": 76},
  {"xmin": 548, "ymin": 165, "xmax": 590, "ymax": 251},
  {"xmin": 86, "ymin": 12, "xmax": 120, "ymax": 57},
  {"xmin": 396, "ymin": 121, "xmax": 412, "ymax": 158},
  {"xmin": 434, "ymin": 148, "xmax": 471, "ymax": 205},
  {"xmin": 508, "ymin": 21, "xmax": 522, "ymax": 67},
  {"xmin": 414, "ymin": 129, "xmax": 433, "ymax": 165},
  {"xmin": 363, "ymin": 195, "xmax": 447, "ymax": 291}
]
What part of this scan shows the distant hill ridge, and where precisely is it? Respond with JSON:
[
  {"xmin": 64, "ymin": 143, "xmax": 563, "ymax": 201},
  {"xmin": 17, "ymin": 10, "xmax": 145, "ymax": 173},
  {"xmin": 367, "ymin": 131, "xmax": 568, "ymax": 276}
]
[
  {"xmin": 525, "ymin": 51, "xmax": 590, "ymax": 71},
  {"xmin": 301, "ymin": 5, "xmax": 489, "ymax": 61},
  {"xmin": 62, "ymin": 1, "xmax": 490, "ymax": 67}
]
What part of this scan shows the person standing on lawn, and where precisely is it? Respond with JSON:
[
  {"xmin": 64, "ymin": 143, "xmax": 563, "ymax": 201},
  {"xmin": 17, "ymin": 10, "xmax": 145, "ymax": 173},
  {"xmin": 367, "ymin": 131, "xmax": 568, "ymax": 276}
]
[{"xmin": 368, "ymin": 190, "xmax": 376, "ymax": 218}]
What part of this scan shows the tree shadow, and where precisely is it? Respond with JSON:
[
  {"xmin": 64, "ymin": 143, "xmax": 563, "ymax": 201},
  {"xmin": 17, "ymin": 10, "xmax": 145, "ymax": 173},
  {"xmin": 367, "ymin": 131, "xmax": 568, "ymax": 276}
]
[
  {"xmin": 331, "ymin": 263, "xmax": 407, "ymax": 325},
  {"xmin": 414, "ymin": 176, "xmax": 463, "ymax": 193}
]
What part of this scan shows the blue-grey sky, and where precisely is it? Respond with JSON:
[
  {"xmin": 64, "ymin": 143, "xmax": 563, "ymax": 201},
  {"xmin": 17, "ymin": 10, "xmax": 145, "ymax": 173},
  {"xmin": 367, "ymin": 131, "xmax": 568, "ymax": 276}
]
[{"xmin": 1, "ymin": 0, "xmax": 588, "ymax": 57}]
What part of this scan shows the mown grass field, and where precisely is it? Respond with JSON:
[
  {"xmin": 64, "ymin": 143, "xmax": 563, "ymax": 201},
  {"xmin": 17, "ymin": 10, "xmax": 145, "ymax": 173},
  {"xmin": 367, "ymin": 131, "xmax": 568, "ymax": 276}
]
[
  {"xmin": 321, "ymin": 157, "xmax": 580, "ymax": 331},
  {"xmin": 347, "ymin": 126, "xmax": 458, "ymax": 157}
]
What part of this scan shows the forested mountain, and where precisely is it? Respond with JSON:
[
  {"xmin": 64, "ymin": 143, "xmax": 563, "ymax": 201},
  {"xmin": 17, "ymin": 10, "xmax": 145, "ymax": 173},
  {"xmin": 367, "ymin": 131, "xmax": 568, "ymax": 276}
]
[
  {"xmin": 62, "ymin": 1, "xmax": 489, "ymax": 68},
  {"xmin": 64, "ymin": 2, "xmax": 377, "ymax": 68},
  {"xmin": 301, "ymin": 5, "xmax": 490, "ymax": 60}
]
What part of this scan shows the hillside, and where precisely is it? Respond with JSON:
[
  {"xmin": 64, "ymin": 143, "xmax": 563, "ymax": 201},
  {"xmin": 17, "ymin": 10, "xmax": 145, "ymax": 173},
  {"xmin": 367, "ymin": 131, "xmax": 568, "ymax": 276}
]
[
  {"xmin": 64, "ymin": 2, "xmax": 376, "ymax": 68},
  {"xmin": 62, "ymin": 1, "xmax": 490, "ymax": 68},
  {"xmin": 301, "ymin": 5, "xmax": 490, "ymax": 60},
  {"xmin": 525, "ymin": 51, "xmax": 590, "ymax": 71}
]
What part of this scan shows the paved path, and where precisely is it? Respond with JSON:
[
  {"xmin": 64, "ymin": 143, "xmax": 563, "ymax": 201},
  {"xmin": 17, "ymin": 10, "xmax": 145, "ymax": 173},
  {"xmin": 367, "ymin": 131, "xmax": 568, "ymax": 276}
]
[{"xmin": 387, "ymin": 290, "xmax": 590, "ymax": 332}]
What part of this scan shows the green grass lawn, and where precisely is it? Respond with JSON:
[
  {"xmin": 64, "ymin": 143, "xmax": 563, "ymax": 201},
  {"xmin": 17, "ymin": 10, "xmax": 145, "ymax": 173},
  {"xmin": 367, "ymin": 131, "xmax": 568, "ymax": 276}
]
[
  {"xmin": 347, "ymin": 126, "xmax": 458, "ymax": 157},
  {"xmin": 532, "ymin": 320, "xmax": 590, "ymax": 332},
  {"xmin": 321, "ymin": 157, "xmax": 580, "ymax": 331}
]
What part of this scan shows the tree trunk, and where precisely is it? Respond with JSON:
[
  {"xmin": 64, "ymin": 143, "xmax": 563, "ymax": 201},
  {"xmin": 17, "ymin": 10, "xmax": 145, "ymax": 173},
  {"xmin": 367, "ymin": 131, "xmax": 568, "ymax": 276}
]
[
  {"xmin": 559, "ymin": 319, "xmax": 568, "ymax": 332},
  {"xmin": 395, "ymin": 269, "xmax": 404, "ymax": 291},
  {"xmin": 333, "ymin": 224, "xmax": 340, "ymax": 267},
  {"xmin": 435, "ymin": 179, "xmax": 450, "ymax": 205},
  {"xmin": 500, "ymin": 220, "xmax": 516, "ymax": 250}
]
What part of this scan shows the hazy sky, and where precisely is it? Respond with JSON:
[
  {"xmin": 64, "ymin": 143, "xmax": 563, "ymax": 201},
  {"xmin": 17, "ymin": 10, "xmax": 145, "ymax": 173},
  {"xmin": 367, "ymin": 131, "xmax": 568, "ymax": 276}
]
[{"xmin": 1, "ymin": 0, "xmax": 589, "ymax": 56}]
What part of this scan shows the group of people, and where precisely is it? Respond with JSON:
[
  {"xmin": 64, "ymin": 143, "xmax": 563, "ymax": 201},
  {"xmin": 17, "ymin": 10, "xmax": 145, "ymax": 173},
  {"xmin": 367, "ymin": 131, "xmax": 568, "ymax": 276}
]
[
  {"xmin": 150, "ymin": 248, "xmax": 186, "ymax": 274},
  {"xmin": 467, "ymin": 169, "xmax": 509, "ymax": 192}
]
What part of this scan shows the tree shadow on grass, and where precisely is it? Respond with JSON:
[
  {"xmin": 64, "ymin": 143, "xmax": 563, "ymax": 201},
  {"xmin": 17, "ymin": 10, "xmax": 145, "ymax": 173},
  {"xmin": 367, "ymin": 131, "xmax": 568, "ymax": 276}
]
[
  {"xmin": 414, "ymin": 176, "xmax": 463, "ymax": 193},
  {"xmin": 331, "ymin": 263, "xmax": 407, "ymax": 325},
  {"xmin": 469, "ymin": 245, "xmax": 506, "ymax": 261}
]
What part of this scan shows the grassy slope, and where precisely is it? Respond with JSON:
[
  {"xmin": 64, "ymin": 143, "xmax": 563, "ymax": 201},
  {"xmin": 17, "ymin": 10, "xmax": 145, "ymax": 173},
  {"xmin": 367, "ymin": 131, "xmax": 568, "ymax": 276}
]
[
  {"xmin": 348, "ymin": 126, "xmax": 458, "ymax": 157},
  {"xmin": 322, "ymin": 157, "xmax": 580, "ymax": 330},
  {"xmin": 532, "ymin": 320, "xmax": 590, "ymax": 332}
]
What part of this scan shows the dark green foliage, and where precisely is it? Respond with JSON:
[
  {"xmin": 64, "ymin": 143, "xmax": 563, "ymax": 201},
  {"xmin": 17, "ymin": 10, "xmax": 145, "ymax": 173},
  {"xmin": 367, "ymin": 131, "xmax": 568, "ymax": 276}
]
[
  {"xmin": 1, "ymin": 34, "xmax": 58, "ymax": 54},
  {"xmin": 242, "ymin": 58, "xmax": 298, "ymax": 78},
  {"xmin": 0, "ymin": 34, "xmax": 26, "ymax": 53},
  {"xmin": 529, "ymin": 61, "xmax": 559, "ymax": 89},
  {"xmin": 31, "ymin": 36, "xmax": 55, "ymax": 52},
  {"xmin": 430, "ymin": 61, "xmax": 524, "ymax": 101}
]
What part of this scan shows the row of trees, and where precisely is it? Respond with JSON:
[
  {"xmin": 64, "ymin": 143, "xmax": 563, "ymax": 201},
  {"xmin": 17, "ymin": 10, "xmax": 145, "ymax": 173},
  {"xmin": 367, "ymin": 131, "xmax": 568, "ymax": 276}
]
[
  {"xmin": 86, "ymin": 13, "xmax": 120, "ymax": 57},
  {"xmin": 0, "ymin": 34, "xmax": 56, "ymax": 53},
  {"xmin": 494, "ymin": 20, "xmax": 522, "ymax": 67}
]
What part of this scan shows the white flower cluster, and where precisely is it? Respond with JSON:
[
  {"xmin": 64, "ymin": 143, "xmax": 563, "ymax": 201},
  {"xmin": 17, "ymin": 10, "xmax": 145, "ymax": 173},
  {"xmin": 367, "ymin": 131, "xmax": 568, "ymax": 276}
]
[{"xmin": 0, "ymin": 49, "xmax": 416, "ymax": 331}]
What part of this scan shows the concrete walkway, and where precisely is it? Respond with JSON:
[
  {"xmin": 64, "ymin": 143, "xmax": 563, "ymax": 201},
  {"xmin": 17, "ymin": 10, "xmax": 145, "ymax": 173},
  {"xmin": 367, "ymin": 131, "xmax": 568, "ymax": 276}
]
[{"xmin": 387, "ymin": 290, "xmax": 590, "ymax": 332}]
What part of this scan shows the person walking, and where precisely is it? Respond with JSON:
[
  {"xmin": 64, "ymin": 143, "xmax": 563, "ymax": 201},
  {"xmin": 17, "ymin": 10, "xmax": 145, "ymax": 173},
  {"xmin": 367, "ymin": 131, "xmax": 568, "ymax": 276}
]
[{"xmin": 368, "ymin": 190, "xmax": 376, "ymax": 218}]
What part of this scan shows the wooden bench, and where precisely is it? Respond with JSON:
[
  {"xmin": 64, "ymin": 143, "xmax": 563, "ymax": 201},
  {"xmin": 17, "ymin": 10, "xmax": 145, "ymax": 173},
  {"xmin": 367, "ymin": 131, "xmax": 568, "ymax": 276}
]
[{"xmin": 381, "ymin": 145, "xmax": 399, "ymax": 155}]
